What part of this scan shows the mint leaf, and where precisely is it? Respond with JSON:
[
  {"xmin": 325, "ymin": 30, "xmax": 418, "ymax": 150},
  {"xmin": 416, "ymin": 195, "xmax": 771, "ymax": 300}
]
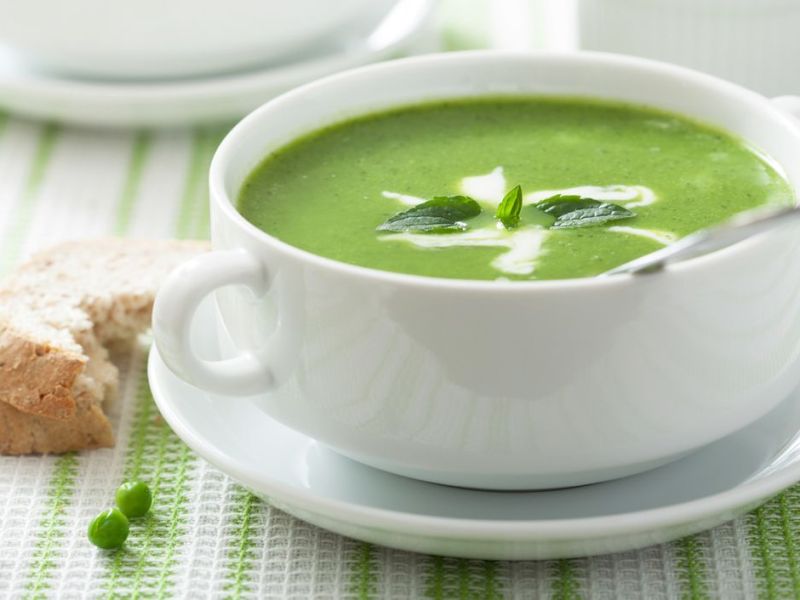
[
  {"xmin": 495, "ymin": 185, "xmax": 523, "ymax": 229},
  {"xmin": 377, "ymin": 195, "xmax": 481, "ymax": 233},
  {"xmin": 536, "ymin": 195, "xmax": 601, "ymax": 217},
  {"xmin": 536, "ymin": 195, "xmax": 635, "ymax": 229},
  {"xmin": 551, "ymin": 205, "xmax": 632, "ymax": 229}
]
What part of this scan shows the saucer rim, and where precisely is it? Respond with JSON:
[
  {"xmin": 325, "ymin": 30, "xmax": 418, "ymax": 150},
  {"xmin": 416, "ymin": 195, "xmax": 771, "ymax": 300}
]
[{"xmin": 148, "ymin": 344, "xmax": 800, "ymax": 543}]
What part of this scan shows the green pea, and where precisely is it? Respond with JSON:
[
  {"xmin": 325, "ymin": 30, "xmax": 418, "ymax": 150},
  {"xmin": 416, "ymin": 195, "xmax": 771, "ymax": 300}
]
[
  {"xmin": 115, "ymin": 481, "xmax": 153, "ymax": 518},
  {"xmin": 87, "ymin": 508, "xmax": 129, "ymax": 549}
]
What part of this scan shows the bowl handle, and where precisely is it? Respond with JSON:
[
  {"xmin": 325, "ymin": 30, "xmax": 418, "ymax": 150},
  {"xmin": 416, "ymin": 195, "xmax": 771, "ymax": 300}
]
[
  {"xmin": 773, "ymin": 96, "xmax": 800, "ymax": 120},
  {"xmin": 152, "ymin": 248, "xmax": 274, "ymax": 396}
]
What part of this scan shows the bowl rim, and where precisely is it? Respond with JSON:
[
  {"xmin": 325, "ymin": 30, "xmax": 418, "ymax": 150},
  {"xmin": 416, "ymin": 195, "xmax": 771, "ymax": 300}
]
[{"xmin": 209, "ymin": 49, "xmax": 800, "ymax": 293}]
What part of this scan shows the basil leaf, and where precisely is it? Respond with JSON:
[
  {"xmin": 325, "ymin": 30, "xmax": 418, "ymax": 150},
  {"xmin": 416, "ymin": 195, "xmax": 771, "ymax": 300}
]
[
  {"xmin": 495, "ymin": 185, "xmax": 523, "ymax": 229},
  {"xmin": 537, "ymin": 195, "xmax": 635, "ymax": 229},
  {"xmin": 377, "ymin": 195, "xmax": 482, "ymax": 233}
]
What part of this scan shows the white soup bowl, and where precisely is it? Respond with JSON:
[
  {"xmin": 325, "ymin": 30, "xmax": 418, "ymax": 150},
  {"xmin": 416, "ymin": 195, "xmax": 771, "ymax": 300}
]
[{"xmin": 153, "ymin": 51, "xmax": 800, "ymax": 490}]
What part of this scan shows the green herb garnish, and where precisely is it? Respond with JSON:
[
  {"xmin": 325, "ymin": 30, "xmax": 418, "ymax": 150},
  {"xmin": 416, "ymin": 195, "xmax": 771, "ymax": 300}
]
[
  {"xmin": 377, "ymin": 195, "xmax": 482, "ymax": 233},
  {"xmin": 537, "ymin": 195, "xmax": 635, "ymax": 229},
  {"xmin": 495, "ymin": 185, "xmax": 523, "ymax": 229}
]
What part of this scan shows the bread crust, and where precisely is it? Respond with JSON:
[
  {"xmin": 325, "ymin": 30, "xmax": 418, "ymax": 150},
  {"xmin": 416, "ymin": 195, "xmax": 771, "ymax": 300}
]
[
  {"xmin": 0, "ymin": 398, "xmax": 113, "ymax": 454},
  {"xmin": 0, "ymin": 328, "xmax": 84, "ymax": 418},
  {"xmin": 0, "ymin": 238, "xmax": 208, "ymax": 454}
]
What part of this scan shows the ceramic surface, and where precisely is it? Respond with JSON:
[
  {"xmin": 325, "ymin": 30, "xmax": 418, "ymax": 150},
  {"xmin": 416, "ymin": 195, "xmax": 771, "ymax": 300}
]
[
  {"xmin": 579, "ymin": 0, "xmax": 800, "ymax": 96},
  {"xmin": 147, "ymin": 299, "xmax": 800, "ymax": 560},
  {"xmin": 0, "ymin": 0, "xmax": 372, "ymax": 79},
  {"xmin": 153, "ymin": 51, "xmax": 800, "ymax": 489},
  {"xmin": 0, "ymin": 0, "xmax": 435, "ymax": 127}
]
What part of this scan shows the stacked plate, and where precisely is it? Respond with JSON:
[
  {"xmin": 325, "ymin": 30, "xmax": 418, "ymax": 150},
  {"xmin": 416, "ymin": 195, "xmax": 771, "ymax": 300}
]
[{"xmin": 0, "ymin": 0, "xmax": 436, "ymax": 127}]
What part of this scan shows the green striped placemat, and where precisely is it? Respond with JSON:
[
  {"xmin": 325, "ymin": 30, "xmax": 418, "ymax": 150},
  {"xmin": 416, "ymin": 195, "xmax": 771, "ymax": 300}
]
[{"xmin": 0, "ymin": 1, "xmax": 797, "ymax": 598}]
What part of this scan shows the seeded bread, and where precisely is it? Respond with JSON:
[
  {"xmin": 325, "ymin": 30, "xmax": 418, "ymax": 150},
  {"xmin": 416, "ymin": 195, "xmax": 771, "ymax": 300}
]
[{"xmin": 0, "ymin": 239, "xmax": 208, "ymax": 454}]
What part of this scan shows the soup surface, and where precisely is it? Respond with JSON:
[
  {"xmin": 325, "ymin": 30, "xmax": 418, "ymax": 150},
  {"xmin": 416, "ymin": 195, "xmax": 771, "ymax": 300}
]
[{"xmin": 238, "ymin": 98, "xmax": 793, "ymax": 280}]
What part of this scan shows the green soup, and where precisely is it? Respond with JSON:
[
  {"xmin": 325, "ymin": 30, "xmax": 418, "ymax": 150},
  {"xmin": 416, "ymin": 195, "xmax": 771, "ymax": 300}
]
[{"xmin": 238, "ymin": 98, "xmax": 794, "ymax": 281}]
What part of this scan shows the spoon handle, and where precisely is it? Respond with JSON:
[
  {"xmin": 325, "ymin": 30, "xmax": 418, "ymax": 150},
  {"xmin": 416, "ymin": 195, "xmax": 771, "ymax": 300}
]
[{"xmin": 602, "ymin": 205, "xmax": 800, "ymax": 276}]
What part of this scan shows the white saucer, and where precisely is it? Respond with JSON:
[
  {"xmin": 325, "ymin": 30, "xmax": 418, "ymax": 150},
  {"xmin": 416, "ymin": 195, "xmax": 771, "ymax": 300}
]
[
  {"xmin": 0, "ymin": 0, "xmax": 436, "ymax": 128},
  {"xmin": 148, "ymin": 300, "xmax": 800, "ymax": 560}
]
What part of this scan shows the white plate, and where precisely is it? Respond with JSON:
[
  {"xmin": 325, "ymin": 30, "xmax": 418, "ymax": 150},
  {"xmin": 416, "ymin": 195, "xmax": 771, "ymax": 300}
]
[
  {"xmin": 0, "ymin": 0, "xmax": 436, "ymax": 128},
  {"xmin": 148, "ymin": 300, "xmax": 800, "ymax": 560}
]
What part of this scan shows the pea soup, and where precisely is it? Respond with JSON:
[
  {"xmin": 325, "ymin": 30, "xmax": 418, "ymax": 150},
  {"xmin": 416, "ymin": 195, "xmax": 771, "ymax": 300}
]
[{"xmin": 238, "ymin": 98, "xmax": 794, "ymax": 280}]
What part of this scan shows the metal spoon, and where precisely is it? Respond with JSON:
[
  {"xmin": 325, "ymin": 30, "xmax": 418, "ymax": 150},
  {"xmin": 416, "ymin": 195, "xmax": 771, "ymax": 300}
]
[{"xmin": 602, "ymin": 204, "xmax": 800, "ymax": 276}]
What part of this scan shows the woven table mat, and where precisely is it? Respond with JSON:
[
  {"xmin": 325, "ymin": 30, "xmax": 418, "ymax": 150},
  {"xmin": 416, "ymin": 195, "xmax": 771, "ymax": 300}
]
[{"xmin": 0, "ymin": 1, "xmax": 796, "ymax": 598}]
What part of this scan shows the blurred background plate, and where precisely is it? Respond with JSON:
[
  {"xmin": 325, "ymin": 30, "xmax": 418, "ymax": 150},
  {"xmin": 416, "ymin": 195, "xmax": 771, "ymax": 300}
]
[
  {"xmin": 578, "ymin": 0, "xmax": 800, "ymax": 97},
  {"xmin": 0, "ymin": 0, "xmax": 375, "ymax": 80},
  {"xmin": 0, "ymin": 0, "xmax": 436, "ymax": 128}
]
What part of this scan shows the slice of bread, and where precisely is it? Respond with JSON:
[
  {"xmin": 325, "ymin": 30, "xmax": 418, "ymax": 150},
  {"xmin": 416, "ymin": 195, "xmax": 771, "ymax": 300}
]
[{"xmin": 0, "ymin": 239, "xmax": 208, "ymax": 454}]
